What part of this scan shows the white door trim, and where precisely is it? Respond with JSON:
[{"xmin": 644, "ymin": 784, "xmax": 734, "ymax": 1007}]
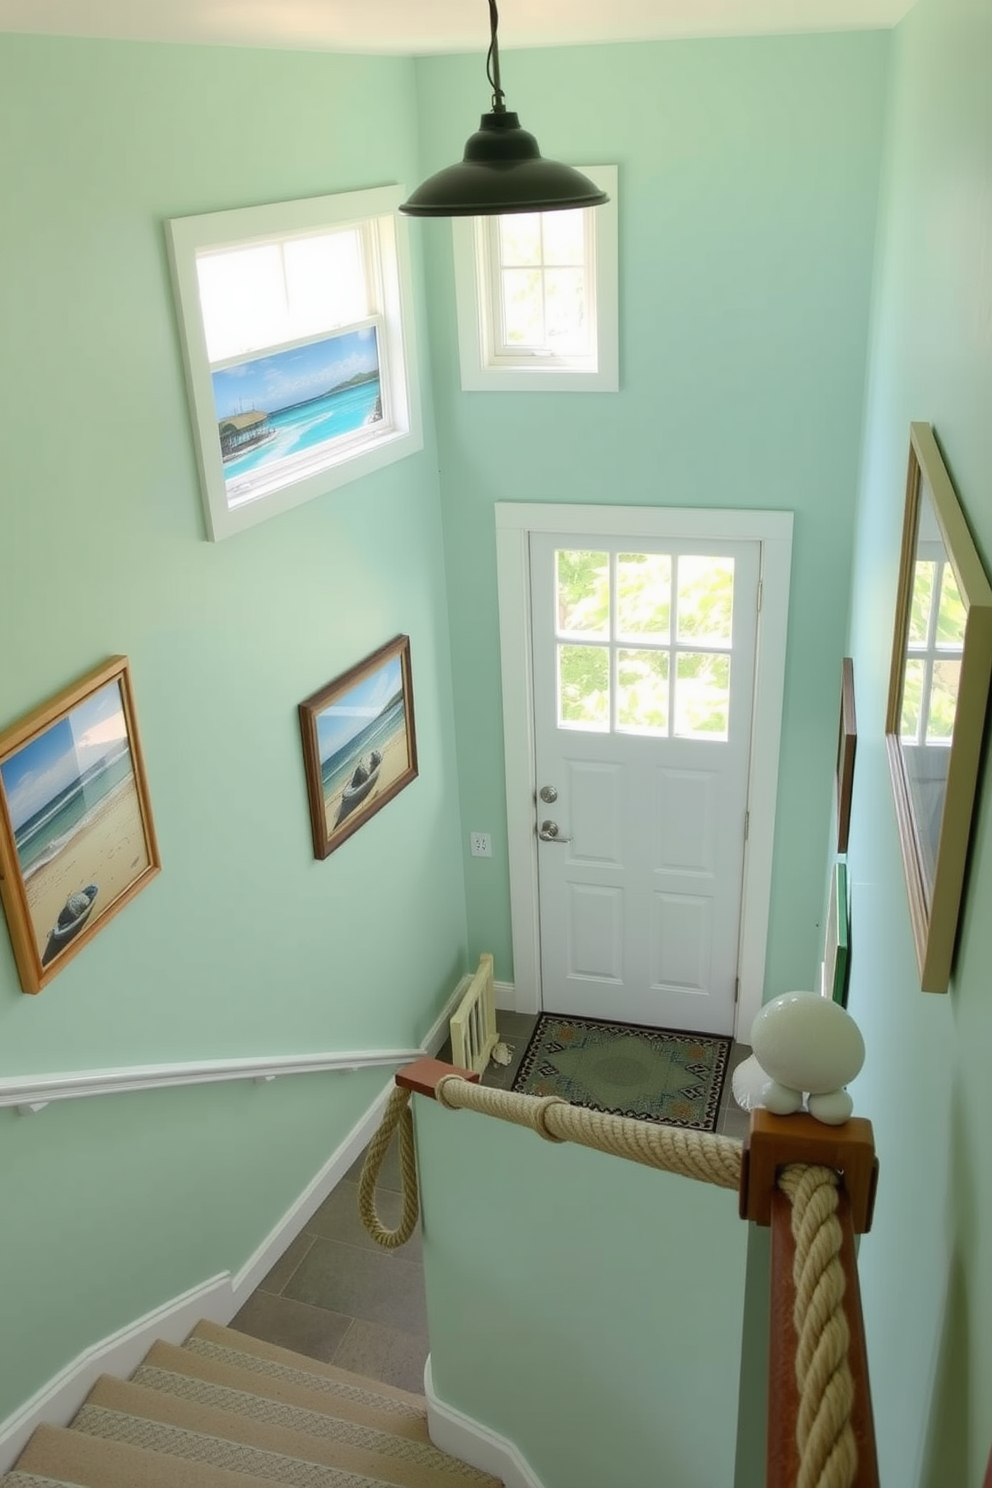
[{"xmin": 495, "ymin": 503, "xmax": 793, "ymax": 1043}]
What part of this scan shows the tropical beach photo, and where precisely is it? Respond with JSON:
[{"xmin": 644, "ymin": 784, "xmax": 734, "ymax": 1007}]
[
  {"xmin": 0, "ymin": 661, "xmax": 158, "ymax": 989},
  {"xmin": 213, "ymin": 326, "xmax": 382, "ymax": 506},
  {"xmin": 299, "ymin": 636, "xmax": 418, "ymax": 859}
]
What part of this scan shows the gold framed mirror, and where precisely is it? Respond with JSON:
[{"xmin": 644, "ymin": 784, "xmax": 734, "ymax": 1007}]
[{"xmin": 885, "ymin": 423, "xmax": 992, "ymax": 992}]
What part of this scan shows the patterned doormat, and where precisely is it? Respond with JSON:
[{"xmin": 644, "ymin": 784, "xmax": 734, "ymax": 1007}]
[{"xmin": 511, "ymin": 1014, "xmax": 731, "ymax": 1131}]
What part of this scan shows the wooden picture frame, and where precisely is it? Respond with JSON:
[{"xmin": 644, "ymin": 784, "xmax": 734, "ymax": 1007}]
[
  {"xmin": 885, "ymin": 423, "xmax": 992, "ymax": 992},
  {"xmin": 836, "ymin": 657, "xmax": 857, "ymax": 852},
  {"xmin": 299, "ymin": 635, "xmax": 418, "ymax": 859},
  {"xmin": 822, "ymin": 857, "xmax": 850, "ymax": 1006},
  {"xmin": 0, "ymin": 657, "xmax": 160, "ymax": 993}
]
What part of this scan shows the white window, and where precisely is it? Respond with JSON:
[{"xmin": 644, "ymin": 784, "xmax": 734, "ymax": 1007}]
[
  {"xmin": 452, "ymin": 165, "xmax": 618, "ymax": 393},
  {"xmin": 167, "ymin": 186, "xmax": 422, "ymax": 541}
]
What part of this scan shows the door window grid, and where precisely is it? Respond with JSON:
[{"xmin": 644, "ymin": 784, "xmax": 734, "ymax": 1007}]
[{"xmin": 554, "ymin": 549, "xmax": 735, "ymax": 740}]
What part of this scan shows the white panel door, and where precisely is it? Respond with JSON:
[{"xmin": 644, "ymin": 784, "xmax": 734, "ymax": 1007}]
[{"xmin": 531, "ymin": 534, "xmax": 759, "ymax": 1034}]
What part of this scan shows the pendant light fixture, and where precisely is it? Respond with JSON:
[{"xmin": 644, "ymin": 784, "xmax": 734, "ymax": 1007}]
[{"xmin": 399, "ymin": 0, "xmax": 609, "ymax": 218}]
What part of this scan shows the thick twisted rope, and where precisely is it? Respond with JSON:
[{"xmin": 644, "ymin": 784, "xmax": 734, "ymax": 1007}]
[
  {"xmin": 778, "ymin": 1163, "xmax": 857, "ymax": 1488},
  {"xmin": 434, "ymin": 1073, "xmax": 742, "ymax": 1189},
  {"xmin": 359, "ymin": 1074, "xmax": 740, "ymax": 1251},
  {"xmin": 357, "ymin": 1086, "xmax": 420, "ymax": 1247}
]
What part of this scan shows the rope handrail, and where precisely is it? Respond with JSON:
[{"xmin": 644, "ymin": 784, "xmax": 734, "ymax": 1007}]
[
  {"xmin": 358, "ymin": 1059, "xmax": 878, "ymax": 1488},
  {"xmin": 433, "ymin": 1070, "xmax": 744, "ymax": 1186},
  {"xmin": 778, "ymin": 1165, "xmax": 859, "ymax": 1488}
]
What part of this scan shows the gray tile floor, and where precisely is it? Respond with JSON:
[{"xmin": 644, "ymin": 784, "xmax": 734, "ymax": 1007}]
[{"xmin": 229, "ymin": 1012, "xmax": 751, "ymax": 1393}]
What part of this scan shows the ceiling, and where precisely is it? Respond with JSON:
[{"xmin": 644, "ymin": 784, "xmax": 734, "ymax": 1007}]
[{"xmin": 0, "ymin": 0, "xmax": 915, "ymax": 55}]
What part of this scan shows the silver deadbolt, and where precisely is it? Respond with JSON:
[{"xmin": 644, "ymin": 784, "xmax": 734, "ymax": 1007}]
[{"xmin": 539, "ymin": 784, "xmax": 558, "ymax": 803}]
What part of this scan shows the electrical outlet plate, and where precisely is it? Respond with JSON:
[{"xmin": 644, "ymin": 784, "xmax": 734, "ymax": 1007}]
[{"xmin": 470, "ymin": 832, "xmax": 492, "ymax": 858}]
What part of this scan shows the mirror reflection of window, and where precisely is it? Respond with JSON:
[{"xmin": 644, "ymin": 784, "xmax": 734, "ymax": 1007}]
[
  {"xmin": 900, "ymin": 491, "xmax": 965, "ymax": 747},
  {"xmin": 899, "ymin": 487, "xmax": 965, "ymax": 890}
]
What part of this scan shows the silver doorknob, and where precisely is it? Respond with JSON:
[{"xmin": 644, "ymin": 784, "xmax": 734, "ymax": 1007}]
[
  {"xmin": 539, "ymin": 784, "xmax": 558, "ymax": 804},
  {"xmin": 538, "ymin": 819, "xmax": 572, "ymax": 843}
]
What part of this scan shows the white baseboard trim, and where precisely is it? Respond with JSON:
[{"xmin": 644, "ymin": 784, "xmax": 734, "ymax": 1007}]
[
  {"xmin": 424, "ymin": 1358, "xmax": 546, "ymax": 1488},
  {"xmin": 494, "ymin": 979, "xmax": 516, "ymax": 1012},
  {"xmin": 230, "ymin": 1073, "xmax": 403, "ymax": 1303},
  {"xmin": 0, "ymin": 1274, "xmax": 231, "ymax": 1473},
  {"xmin": 0, "ymin": 979, "xmax": 464, "ymax": 1476}
]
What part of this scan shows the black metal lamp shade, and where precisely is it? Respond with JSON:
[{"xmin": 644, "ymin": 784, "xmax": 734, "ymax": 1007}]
[{"xmin": 400, "ymin": 111, "xmax": 610, "ymax": 218}]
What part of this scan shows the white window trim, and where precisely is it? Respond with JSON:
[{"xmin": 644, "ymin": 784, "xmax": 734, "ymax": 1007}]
[
  {"xmin": 167, "ymin": 186, "xmax": 422, "ymax": 542},
  {"xmin": 452, "ymin": 166, "xmax": 619, "ymax": 393}
]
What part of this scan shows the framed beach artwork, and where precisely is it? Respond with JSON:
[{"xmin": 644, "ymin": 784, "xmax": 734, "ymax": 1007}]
[
  {"xmin": 0, "ymin": 657, "xmax": 160, "ymax": 993},
  {"xmin": 885, "ymin": 423, "xmax": 992, "ymax": 992},
  {"xmin": 299, "ymin": 635, "xmax": 418, "ymax": 859}
]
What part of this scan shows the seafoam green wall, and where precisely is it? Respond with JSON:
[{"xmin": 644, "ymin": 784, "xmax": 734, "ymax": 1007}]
[
  {"xmin": 416, "ymin": 1097, "xmax": 748, "ymax": 1488},
  {"xmin": 844, "ymin": 0, "xmax": 992, "ymax": 1482},
  {"xmin": 413, "ymin": 33, "xmax": 891, "ymax": 1001},
  {"xmin": 0, "ymin": 34, "xmax": 467, "ymax": 1421}
]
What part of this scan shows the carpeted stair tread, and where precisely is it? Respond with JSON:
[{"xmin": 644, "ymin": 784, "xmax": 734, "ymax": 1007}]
[
  {"xmin": 186, "ymin": 1323, "xmax": 427, "ymax": 1418},
  {"xmin": 131, "ymin": 1352, "xmax": 489, "ymax": 1479},
  {"xmin": 69, "ymin": 1402, "xmax": 394, "ymax": 1488},
  {"xmin": 10, "ymin": 1422, "xmax": 276, "ymax": 1488},
  {"xmin": 1, "ymin": 1474, "xmax": 75, "ymax": 1487},
  {"xmin": 142, "ymin": 1341, "xmax": 431, "ymax": 1442},
  {"xmin": 76, "ymin": 1376, "xmax": 497, "ymax": 1488}
]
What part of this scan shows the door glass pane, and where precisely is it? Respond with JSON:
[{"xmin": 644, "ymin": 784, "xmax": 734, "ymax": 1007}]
[
  {"xmin": 901, "ymin": 658, "xmax": 926, "ymax": 741},
  {"xmin": 558, "ymin": 644, "xmax": 609, "ymax": 729},
  {"xmin": 674, "ymin": 653, "xmax": 730, "ymax": 739},
  {"xmin": 618, "ymin": 649, "xmax": 669, "ymax": 733},
  {"xmin": 935, "ymin": 564, "xmax": 965, "ymax": 647},
  {"xmin": 676, "ymin": 556, "xmax": 735, "ymax": 644},
  {"xmin": 556, "ymin": 550, "xmax": 609, "ymax": 636},
  {"xmin": 617, "ymin": 553, "xmax": 671, "ymax": 638},
  {"xmin": 926, "ymin": 659, "xmax": 960, "ymax": 742}
]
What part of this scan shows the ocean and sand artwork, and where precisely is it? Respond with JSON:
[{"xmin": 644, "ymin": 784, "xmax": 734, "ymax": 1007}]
[
  {"xmin": 0, "ymin": 662, "xmax": 158, "ymax": 989},
  {"xmin": 213, "ymin": 326, "xmax": 382, "ymax": 507},
  {"xmin": 299, "ymin": 636, "xmax": 418, "ymax": 859}
]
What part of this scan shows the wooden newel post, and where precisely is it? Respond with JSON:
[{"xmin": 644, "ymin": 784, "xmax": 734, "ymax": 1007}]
[{"xmin": 740, "ymin": 1109, "xmax": 880, "ymax": 1488}]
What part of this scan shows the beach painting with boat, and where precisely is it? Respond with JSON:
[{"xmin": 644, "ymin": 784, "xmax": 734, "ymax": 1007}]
[
  {"xmin": 213, "ymin": 326, "xmax": 383, "ymax": 509},
  {"xmin": 299, "ymin": 636, "xmax": 418, "ymax": 859},
  {"xmin": 0, "ymin": 657, "xmax": 160, "ymax": 992}
]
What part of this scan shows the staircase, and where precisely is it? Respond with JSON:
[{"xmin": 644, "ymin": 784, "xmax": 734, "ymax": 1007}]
[{"xmin": 2, "ymin": 1320, "xmax": 502, "ymax": 1488}]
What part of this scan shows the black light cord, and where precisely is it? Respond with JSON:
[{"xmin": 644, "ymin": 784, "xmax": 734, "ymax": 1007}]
[{"xmin": 486, "ymin": 0, "xmax": 506, "ymax": 112}]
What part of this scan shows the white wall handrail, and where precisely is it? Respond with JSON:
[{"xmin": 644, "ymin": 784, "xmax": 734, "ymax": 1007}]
[{"xmin": 0, "ymin": 1048, "xmax": 423, "ymax": 1111}]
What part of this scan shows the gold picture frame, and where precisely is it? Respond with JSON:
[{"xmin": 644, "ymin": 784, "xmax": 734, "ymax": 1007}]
[
  {"xmin": 0, "ymin": 656, "xmax": 161, "ymax": 993},
  {"xmin": 885, "ymin": 424, "xmax": 992, "ymax": 992},
  {"xmin": 299, "ymin": 635, "xmax": 418, "ymax": 860}
]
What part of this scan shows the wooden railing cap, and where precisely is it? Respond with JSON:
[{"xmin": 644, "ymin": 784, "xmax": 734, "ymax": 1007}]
[
  {"xmin": 395, "ymin": 1057, "xmax": 480, "ymax": 1099},
  {"xmin": 739, "ymin": 1108, "xmax": 879, "ymax": 1233}
]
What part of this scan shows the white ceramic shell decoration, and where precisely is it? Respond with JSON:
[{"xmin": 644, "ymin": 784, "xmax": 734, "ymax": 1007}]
[{"xmin": 732, "ymin": 991, "xmax": 865, "ymax": 1126}]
